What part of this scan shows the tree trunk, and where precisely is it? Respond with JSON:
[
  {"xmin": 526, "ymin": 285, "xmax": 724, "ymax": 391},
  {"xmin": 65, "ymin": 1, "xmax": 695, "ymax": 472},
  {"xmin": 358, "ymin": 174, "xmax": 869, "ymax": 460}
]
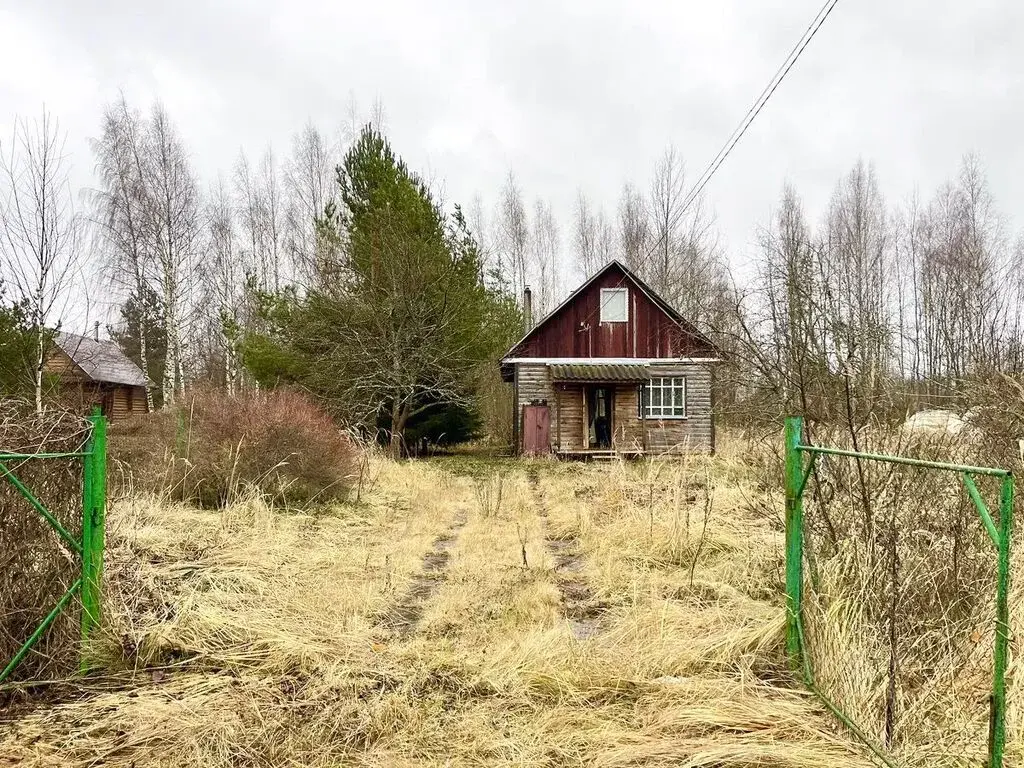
[
  {"xmin": 34, "ymin": 330, "xmax": 44, "ymax": 414},
  {"xmin": 137, "ymin": 316, "xmax": 155, "ymax": 411},
  {"xmin": 225, "ymin": 334, "xmax": 236, "ymax": 396},
  {"xmin": 389, "ymin": 399, "xmax": 405, "ymax": 458}
]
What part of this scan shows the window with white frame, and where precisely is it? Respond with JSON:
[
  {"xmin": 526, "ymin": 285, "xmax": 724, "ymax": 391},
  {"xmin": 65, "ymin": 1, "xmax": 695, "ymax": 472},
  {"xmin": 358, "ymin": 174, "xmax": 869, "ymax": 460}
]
[
  {"xmin": 599, "ymin": 287, "xmax": 628, "ymax": 323},
  {"xmin": 639, "ymin": 377, "xmax": 687, "ymax": 419}
]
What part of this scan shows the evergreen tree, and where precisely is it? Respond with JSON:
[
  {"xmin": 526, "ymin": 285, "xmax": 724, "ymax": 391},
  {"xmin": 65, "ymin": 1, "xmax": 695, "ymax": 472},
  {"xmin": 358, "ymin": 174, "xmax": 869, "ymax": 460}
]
[
  {"xmin": 110, "ymin": 284, "xmax": 167, "ymax": 407},
  {"xmin": 243, "ymin": 126, "xmax": 520, "ymax": 454},
  {"xmin": 0, "ymin": 280, "xmax": 36, "ymax": 398}
]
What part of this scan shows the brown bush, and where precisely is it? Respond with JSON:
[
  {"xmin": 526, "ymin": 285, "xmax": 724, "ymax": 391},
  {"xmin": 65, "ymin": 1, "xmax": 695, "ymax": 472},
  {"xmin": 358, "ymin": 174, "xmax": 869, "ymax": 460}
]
[
  {"xmin": 113, "ymin": 389, "xmax": 356, "ymax": 509},
  {"xmin": 0, "ymin": 401, "xmax": 92, "ymax": 688}
]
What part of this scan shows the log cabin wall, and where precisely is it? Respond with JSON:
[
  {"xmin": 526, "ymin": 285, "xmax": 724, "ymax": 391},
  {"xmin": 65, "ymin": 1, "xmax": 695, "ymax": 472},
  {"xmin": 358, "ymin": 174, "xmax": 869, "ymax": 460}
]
[
  {"xmin": 612, "ymin": 385, "xmax": 644, "ymax": 451},
  {"xmin": 514, "ymin": 365, "xmax": 715, "ymax": 455},
  {"xmin": 42, "ymin": 349, "xmax": 78, "ymax": 377},
  {"xmin": 107, "ymin": 386, "xmax": 147, "ymax": 420},
  {"xmin": 552, "ymin": 383, "xmax": 585, "ymax": 452},
  {"xmin": 642, "ymin": 363, "xmax": 714, "ymax": 454}
]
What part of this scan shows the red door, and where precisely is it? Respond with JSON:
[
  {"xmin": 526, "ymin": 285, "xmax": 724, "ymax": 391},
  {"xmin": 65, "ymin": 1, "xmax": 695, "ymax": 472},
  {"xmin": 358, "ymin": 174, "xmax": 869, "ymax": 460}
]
[{"xmin": 522, "ymin": 405, "xmax": 551, "ymax": 456}]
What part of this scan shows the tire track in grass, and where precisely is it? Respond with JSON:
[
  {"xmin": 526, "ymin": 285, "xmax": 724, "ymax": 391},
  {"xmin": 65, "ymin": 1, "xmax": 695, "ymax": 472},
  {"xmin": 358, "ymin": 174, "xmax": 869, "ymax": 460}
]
[
  {"xmin": 528, "ymin": 467, "xmax": 605, "ymax": 640},
  {"xmin": 379, "ymin": 511, "xmax": 467, "ymax": 639}
]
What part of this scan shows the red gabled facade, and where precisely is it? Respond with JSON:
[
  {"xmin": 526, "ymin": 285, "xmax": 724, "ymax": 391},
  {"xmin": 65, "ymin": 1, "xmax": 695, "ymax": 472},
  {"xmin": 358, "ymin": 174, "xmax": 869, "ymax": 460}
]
[{"xmin": 505, "ymin": 262, "xmax": 718, "ymax": 360}]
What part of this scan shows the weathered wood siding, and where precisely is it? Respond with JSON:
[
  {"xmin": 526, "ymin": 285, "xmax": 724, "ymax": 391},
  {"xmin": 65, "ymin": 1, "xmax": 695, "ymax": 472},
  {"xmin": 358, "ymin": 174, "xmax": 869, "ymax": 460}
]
[
  {"xmin": 508, "ymin": 263, "xmax": 716, "ymax": 359},
  {"xmin": 643, "ymin": 363, "xmax": 714, "ymax": 454},
  {"xmin": 553, "ymin": 383, "xmax": 586, "ymax": 451},
  {"xmin": 611, "ymin": 385, "xmax": 644, "ymax": 451},
  {"xmin": 108, "ymin": 386, "xmax": 147, "ymax": 420},
  {"xmin": 42, "ymin": 349, "xmax": 80, "ymax": 377},
  {"xmin": 128, "ymin": 386, "xmax": 148, "ymax": 415},
  {"xmin": 515, "ymin": 363, "xmax": 554, "ymax": 450},
  {"xmin": 514, "ymin": 363, "xmax": 714, "ymax": 455}
]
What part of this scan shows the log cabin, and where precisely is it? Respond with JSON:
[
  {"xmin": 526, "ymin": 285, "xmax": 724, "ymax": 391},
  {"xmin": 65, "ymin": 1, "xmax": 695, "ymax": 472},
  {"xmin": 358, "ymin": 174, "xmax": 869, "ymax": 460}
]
[
  {"xmin": 45, "ymin": 330, "xmax": 150, "ymax": 420},
  {"xmin": 501, "ymin": 261, "xmax": 722, "ymax": 457}
]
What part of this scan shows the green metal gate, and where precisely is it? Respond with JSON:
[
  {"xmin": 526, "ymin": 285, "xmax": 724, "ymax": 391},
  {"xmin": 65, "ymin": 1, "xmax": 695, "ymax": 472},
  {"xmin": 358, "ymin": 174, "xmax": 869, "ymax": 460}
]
[
  {"xmin": 784, "ymin": 416, "xmax": 1013, "ymax": 768},
  {"xmin": 0, "ymin": 407, "xmax": 107, "ymax": 683}
]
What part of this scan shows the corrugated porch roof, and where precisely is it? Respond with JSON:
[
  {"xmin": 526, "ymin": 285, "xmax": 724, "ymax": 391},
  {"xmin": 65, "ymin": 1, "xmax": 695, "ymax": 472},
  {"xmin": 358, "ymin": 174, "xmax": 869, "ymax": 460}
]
[{"xmin": 549, "ymin": 363, "xmax": 649, "ymax": 382}]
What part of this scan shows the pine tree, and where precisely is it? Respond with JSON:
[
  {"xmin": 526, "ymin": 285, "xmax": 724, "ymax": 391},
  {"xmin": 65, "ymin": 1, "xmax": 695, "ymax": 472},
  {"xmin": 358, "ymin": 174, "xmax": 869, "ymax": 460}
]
[
  {"xmin": 110, "ymin": 285, "xmax": 167, "ymax": 407},
  {"xmin": 242, "ymin": 126, "xmax": 520, "ymax": 454}
]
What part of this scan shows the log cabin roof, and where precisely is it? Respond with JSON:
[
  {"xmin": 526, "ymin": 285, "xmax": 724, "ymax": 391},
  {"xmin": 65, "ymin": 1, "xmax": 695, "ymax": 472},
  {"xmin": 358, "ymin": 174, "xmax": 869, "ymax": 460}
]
[{"xmin": 54, "ymin": 332, "xmax": 149, "ymax": 387}]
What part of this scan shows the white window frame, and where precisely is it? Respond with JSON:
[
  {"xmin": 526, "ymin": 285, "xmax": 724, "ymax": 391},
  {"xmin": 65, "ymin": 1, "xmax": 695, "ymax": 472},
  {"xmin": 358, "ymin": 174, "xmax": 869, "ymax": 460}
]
[
  {"xmin": 639, "ymin": 376, "xmax": 687, "ymax": 419},
  {"xmin": 599, "ymin": 287, "xmax": 628, "ymax": 323}
]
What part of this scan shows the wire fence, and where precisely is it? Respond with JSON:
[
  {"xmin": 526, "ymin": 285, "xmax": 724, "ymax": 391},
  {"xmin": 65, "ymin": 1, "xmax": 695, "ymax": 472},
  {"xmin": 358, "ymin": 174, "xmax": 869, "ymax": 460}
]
[{"xmin": 784, "ymin": 417, "xmax": 1012, "ymax": 768}]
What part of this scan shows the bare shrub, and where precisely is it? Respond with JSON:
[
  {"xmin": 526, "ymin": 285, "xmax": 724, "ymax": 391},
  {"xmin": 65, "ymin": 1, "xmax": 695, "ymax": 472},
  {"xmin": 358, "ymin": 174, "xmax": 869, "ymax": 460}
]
[
  {"xmin": 0, "ymin": 401, "xmax": 91, "ymax": 689},
  {"xmin": 473, "ymin": 472, "xmax": 504, "ymax": 518},
  {"xmin": 113, "ymin": 388, "xmax": 355, "ymax": 509}
]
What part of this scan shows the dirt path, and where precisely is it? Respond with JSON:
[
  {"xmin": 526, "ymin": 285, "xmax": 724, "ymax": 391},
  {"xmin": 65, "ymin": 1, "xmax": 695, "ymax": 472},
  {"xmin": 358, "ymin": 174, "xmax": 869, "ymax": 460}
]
[
  {"xmin": 379, "ymin": 511, "xmax": 467, "ymax": 638},
  {"xmin": 528, "ymin": 468, "xmax": 605, "ymax": 640}
]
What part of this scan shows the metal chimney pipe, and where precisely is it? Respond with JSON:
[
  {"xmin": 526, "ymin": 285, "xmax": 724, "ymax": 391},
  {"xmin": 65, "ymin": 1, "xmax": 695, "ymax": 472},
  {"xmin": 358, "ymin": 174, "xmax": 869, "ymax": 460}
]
[
  {"xmin": 523, "ymin": 286, "xmax": 533, "ymax": 334},
  {"xmin": 93, "ymin": 320, "xmax": 100, "ymax": 341}
]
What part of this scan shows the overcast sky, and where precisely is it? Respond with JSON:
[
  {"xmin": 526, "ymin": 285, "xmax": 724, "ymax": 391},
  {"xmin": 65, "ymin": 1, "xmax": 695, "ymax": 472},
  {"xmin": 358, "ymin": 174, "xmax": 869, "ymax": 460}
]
[{"xmin": 2, "ymin": 0, "xmax": 1023, "ymax": 312}]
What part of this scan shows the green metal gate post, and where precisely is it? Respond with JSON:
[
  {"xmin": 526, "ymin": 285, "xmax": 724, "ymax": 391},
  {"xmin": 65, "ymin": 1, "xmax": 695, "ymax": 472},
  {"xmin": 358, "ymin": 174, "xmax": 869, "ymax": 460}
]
[
  {"xmin": 79, "ymin": 407, "xmax": 107, "ymax": 671},
  {"xmin": 785, "ymin": 417, "xmax": 1013, "ymax": 768},
  {"xmin": 990, "ymin": 473, "xmax": 1014, "ymax": 768},
  {"xmin": 784, "ymin": 416, "xmax": 804, "ymax": 668},
  {"xmin": 0, "ymin": 408, "xmax": 107, "ymax": 684}
]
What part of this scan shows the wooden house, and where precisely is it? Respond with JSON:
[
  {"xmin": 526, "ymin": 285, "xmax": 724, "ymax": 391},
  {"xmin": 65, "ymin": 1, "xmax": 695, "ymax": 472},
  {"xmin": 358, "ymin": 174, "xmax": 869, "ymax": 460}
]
[
  {"xmin": 501, "ymin": 261, "xmax": 721, "ymax": 457},
  {"xmin": 45, "ymin": 331, "xmax": 150, "ymax": 420}
]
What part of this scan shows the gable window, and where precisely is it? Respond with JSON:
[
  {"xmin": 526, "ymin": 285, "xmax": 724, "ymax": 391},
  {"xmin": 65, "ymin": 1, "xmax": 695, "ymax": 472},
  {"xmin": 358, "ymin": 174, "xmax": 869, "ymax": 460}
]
[
  {"xmin": 639, "ymin": 377, "xmax": 686, "ymax": 419},
  {"xmin": 600, "ymin": 287, "xmax": 628, "ymax": 323}
]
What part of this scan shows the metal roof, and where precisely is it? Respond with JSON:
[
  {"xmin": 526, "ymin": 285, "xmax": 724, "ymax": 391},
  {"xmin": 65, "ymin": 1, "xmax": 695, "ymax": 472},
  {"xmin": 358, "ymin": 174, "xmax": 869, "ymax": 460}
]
[
  {"xmin": 549, "ymin": 363, "xmax": 649, "ymax": 382},
  {"xmin": 54, "ymin": 332, "xmax": 149, "ymax": 387}
]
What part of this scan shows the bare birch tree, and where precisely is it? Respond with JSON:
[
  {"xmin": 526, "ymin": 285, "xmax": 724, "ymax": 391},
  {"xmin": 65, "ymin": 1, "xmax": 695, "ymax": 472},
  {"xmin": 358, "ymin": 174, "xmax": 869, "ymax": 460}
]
[
  {"xmin": 145, "ymin": 103, "xmax": 200, "ymax": 404},
  {"xmin": 90, "ymin": 96, "xmax": 157, "ymax": 409},
  {"xmin": 234, "ymin": 150, "xmax": 266, "ymax": 290},
  {"xmin": 820, "ymin": 160, "xmax": 891, "ymax": 393},
  {"xmin": 469, "ymin": 192, "xmax": 494, "ymax": 284},
  {"xmin": 618, "ymin": 182, "xmax": 650, "ymax": 268},
  {"xmin": 205, "ymin": 177, "xmax": 243, "ymax": 393},
  {"xmin": 259, "ymin": 148, "xmax": 285, "ymax": 292},
  {"xmin": 595, "ymin": 209, "xmax": 615, "ymax": 268},
  {"xmin": 495, "ymin": 172, "xmax": 529, "ymax": 302},
  {"xmin": 647, "ymin": 145, "xmax": 687, "ymax": 296},
  {"xmin": 0, "ymin": 109, "xmax": 82, "ymax": 412},
  {"xmin": 530, "ymin": 199, "xmax": 560, "ymax": 315},
  {"xmin": 284, "ymin": 122, "xmax": 335, "ymax": 287},
  {"xmin": 572, "ymin": 190, "xmax": 599, "ymax": 280},
  {"xmin": 643, "ymin": 146, "xmax": 723, "ymax": 326}
]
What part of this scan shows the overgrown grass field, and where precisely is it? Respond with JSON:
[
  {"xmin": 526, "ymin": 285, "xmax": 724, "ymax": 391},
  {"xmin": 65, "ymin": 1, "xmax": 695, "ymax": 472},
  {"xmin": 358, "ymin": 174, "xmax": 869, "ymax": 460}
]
[{"xmin": 1, "ymin": 433, "xmax": 1020, "ymax": 766}]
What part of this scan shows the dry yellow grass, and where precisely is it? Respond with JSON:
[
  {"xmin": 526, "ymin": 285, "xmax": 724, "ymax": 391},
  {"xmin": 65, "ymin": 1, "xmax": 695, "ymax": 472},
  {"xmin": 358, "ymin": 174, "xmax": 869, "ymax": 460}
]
[{"xmin": 0, "ymin": 441, "xmax": 907, "ymax": 766}]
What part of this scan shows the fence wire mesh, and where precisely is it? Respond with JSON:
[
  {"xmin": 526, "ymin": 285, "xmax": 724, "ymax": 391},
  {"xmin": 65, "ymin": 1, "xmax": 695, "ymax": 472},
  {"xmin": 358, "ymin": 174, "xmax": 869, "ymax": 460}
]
[
  {"xmin": 0, "ymin": 407, "xmax": 90, "ymax": 692},
  {"xmin": 792, "ymin": 424, "xmax": 1010, "ymax": 768}
]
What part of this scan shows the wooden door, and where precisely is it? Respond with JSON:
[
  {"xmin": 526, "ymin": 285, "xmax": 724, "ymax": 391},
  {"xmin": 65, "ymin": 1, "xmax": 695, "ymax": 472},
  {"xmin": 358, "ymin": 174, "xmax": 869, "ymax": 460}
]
[{"xmin": 522, "ymin": 405, "xmax": 551, "ymax": 456}]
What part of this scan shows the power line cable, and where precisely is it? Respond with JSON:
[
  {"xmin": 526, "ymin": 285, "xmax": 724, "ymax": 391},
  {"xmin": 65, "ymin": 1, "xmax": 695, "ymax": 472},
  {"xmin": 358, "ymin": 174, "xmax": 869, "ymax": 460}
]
[
  {"xmin": 676, "ymin": 0, "xmax": 842, "ymax": 218},
  {"xmin": 576, "ymin": 0, "xmax": 844, "ymax": 329}
]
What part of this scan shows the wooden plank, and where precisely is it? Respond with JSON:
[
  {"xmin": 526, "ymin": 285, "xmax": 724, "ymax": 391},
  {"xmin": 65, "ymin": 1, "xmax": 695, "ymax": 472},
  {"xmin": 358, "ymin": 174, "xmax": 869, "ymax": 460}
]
[
  {"xmin": 641, "ymin": 383, "xmax": 647, "ymax": 452},
  {"xmin": 581, "ymin": 386, "xmax": 587, "ymax": 448},
  {"xmin": 507, "ymin": 263, "xmax": 718, "ymax": 359},
  {"xmin": 555, "ymin": 386, "xmax": 561, "ymax": 452},
  {"xmin": 512, "ymin": 364, "xmax": 519, "ymax": 454}
]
